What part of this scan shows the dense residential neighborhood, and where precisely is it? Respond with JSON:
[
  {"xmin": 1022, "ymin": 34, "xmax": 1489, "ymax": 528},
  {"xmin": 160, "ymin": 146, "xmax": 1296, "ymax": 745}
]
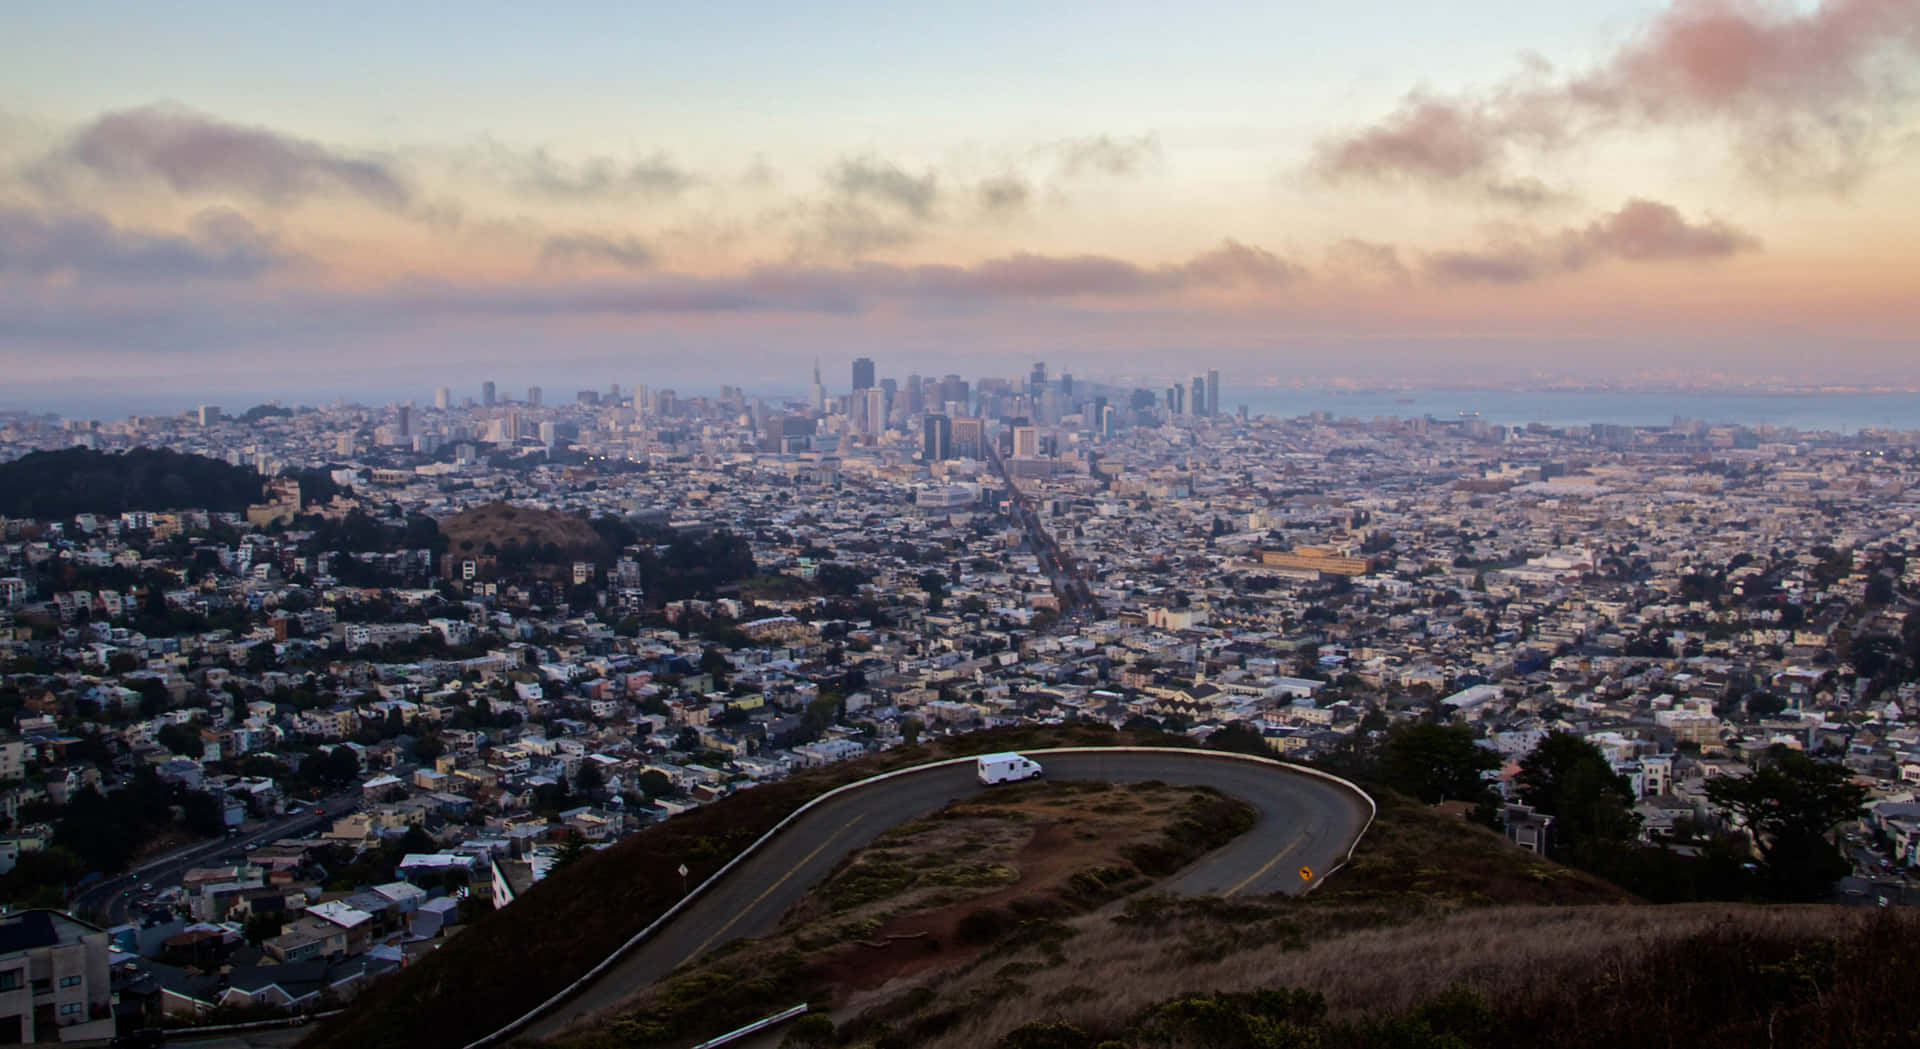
[{"xmin": 3, "ymin": 372, "xmax": 1920, "ymax": 1037}]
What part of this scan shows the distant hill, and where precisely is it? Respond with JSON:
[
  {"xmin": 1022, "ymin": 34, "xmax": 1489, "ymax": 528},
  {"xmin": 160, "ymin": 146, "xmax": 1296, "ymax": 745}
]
[
  {"xmin": 0, "ymin": 447, "xmax": 261, "ymax": 519},
  {"xmin": 436, "ymin": 501, "xmax": 608, "ymax": 580}
]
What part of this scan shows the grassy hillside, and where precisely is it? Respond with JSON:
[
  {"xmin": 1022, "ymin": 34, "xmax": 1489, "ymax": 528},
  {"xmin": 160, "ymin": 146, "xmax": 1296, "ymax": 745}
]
[
  {"xmin": 546, "ymin": 780, "xmax": 1255, "ymax": 1048},
  {"xmin": 807, "ymin": 790, "xmax": 1919, "ymax": 1049},
  {"xmin": 297, "ymin": 725, "xmax": 1175, "ymax": 1049}
]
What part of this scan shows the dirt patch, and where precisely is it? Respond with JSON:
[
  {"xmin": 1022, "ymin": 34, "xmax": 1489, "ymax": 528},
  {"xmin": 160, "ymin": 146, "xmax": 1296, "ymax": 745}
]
[{"xmin": 811, "ymin": 818, "xmax": 1093, "ymax": 993}]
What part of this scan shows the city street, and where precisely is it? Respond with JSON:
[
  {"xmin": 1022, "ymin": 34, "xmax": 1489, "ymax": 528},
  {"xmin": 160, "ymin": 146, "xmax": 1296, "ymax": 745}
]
[{"xmin": 72, "ymin": 792, "xmax": 360, "ymax": 927}]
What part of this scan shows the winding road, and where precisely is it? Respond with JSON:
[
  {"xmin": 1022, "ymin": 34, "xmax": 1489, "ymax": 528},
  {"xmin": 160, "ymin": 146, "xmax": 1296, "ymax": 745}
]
[{"xmin": 503, "ymin": 748, "xmax": 1373, "ymax": 1045}]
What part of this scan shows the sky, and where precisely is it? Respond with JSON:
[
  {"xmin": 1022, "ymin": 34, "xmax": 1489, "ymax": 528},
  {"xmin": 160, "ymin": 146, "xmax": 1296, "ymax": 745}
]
[{"xmin": 3, "ymin": 0, "xmax": 1919, "ymax": 410}]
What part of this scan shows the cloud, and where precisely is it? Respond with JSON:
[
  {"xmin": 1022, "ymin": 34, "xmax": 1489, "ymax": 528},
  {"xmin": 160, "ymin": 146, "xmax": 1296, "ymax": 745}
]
[
  {"xmin": 1580, "ymin": 198, "xmax": 1759, "ymax": 259},
  {"xmin": 40, "ymin": 104, "xmax": 410, "ymax": 209},
  {"xmin": 792, "ymin": 200, "xmax": 923, "ymax": 258},
  {"xmin": 1423, "ymin": 198, "xmax": 1758, "ymax": 283},
  {"xmin": 1326, "ymin": 238, "xmax": 1413, "ymax": 286},
  {"xmin": 0, "ymin": 205, "xmax": 290, "ymax": 281},
  {"xmin": 505, "ymin": 148, "xmax": 695, "ymax": 199},
  {"xmin": 1174, "ymin": 240, "xmax": 1308, "ymax": 288},
  {"xmin": 1049, "ymin": 134, "xmax": 1165, "ymax": 177},
  {"xmin": 977, "ymin": 175, "xmax": 1032, "ymax": 218},
  {"xmin": 539, "ymin": 233, "xmax": 656, "ymax": 270},
  {"xmin": 0, "ymin": 239, "xmax": 1308, "ymax": 353},
  {"xmin": 1316, "ymin": 0, "xmax": 1920, "ymax": 194},
  {"xmin": 827, "ymin": 157, "xmax": 939, "ymax": 219},
  {"xmin": 763, "ymin": 240, "xmax": 1304, "ymax": 302}
]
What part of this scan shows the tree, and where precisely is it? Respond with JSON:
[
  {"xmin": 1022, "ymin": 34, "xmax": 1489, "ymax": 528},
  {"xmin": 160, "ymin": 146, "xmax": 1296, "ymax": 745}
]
[
  {"xmin": 1706, "ymin": 748, "xmax": 1868, "ymax": 900},
  {"xmin": 244, "ymin": 911, "xmax": 285, "ymax": 946},
  {"xmin": 156, "ymin": 721, "xmax": 205, "ymax": 758},
  {"xmin": 638, "ymin": 769, "xmax": 676, "ymax": 798},
  {"xmin": 574, "ymin": 760, "xmax": 605, "ymax": 795},
  {"xmin": 1515, "ymin": 732, "xmax": 1639, "ymax": 862},
  {"xmin": 1378, "ymin": 722, "xmax": 1498, "ymax": 805},
  {"xmin": 1205, "ymin": 722, "xmax": 1272, "ymax": 758},
  {"xmin": 553, "ymin": 832, "xmax": 589, "ymax": 870},
  {"xmin": 900, "ymin": 716, "xmax": 924, "ymax": 747}
]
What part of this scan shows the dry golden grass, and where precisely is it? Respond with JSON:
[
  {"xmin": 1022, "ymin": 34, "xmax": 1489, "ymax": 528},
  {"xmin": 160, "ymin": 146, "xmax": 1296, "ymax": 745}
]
[
  {"xmin": 894, "ymin": 903, "xmax": 1873, "ymax": 1049},
  {"xmin": 549, "ymin": 781, "xmax": 1241, "ymax": 1048}
]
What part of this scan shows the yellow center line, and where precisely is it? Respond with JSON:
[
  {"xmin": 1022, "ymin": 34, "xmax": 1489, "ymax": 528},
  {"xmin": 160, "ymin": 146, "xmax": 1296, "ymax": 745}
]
[
  {"xmin": 1224, "ymin": 826, "xmax": 1310, "ymax": 898},
  {"xmin": 681, "ymin": 812, "xmax": 869, "ymax": 965}
]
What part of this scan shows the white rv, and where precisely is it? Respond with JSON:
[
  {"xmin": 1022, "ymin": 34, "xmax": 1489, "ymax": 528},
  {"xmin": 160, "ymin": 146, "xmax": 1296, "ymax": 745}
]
[{"xmin": 976, "ymin": 752, "xmax": 1044, "ymax": 785}]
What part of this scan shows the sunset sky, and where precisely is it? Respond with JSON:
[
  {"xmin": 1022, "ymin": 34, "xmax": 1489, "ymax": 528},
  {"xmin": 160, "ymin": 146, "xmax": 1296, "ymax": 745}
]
[{"xmin": 3, "ymin": 0, "xmax": 1918, "ymax": 407}]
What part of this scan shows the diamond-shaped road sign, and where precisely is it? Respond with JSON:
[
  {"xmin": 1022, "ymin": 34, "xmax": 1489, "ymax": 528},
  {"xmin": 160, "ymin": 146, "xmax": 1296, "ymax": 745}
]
[{"xmin": 1299, "ymin": 866, "xmax": 1313, "ymax": 881}]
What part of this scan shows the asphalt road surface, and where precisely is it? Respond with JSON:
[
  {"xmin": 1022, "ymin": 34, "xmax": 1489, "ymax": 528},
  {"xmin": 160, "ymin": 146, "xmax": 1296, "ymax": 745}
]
[
  {"xmin": 73, "ymin": 793, "xmax": 360, "ymax": 927},
  {"xmin": 516, "ymin": 749, "xmax": 1371, "ymax": 1043}
]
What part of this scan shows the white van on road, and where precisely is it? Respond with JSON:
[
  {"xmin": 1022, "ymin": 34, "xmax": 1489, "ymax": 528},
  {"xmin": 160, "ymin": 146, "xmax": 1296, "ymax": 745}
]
[{"xmin": 977, "ymin": 752, "xmax": 1044, "ymax": 785}]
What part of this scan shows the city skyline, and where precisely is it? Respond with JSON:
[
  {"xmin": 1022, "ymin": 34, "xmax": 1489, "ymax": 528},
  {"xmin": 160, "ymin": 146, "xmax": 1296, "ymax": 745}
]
[{"xmin": 4, "ymin": 0, "xmax": 1919, "ymax": 405}]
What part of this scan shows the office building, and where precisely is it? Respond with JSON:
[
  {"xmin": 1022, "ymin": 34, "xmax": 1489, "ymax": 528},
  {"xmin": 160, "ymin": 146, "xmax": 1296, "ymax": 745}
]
[
  {"xmin": 851, "ymin": 357, "xmax": 876, "ymax": 393},
  {"xmin": 1012, "ymin": 425, "xmax": 1040, "ymax": 459},
  {"xmin": 1030, "ymin": 362, "xmax": 1047, "ymax": 391},
  {"xmin": 395, "ymin": 405, "xmax": 411, "ymax": 437},
  {"xmin": 1206, "ymin": 369, "xmax": 1221, "ymax": 416},
  {"xmin": 952, "ymin": 416, "xmax": 984, "ymax": 459},
  {"xmin": 922, "ymin": 413, "xmax": 951, "ymax": 461},
  {"xmin": 528, "ymin": 386, "xmax": 543, "ymax": 407},
  {"xmin": 196, "ymin": 405, "xmax": 222, "ymax": 426},
  {"xmin": 434, "ymin": 387, "xmax": 451, "ymax": 411},
  {"xmin": 1191, "ymin": 376, "xmax": 1206, "ymax": 417},
  {"xmin": 482, "ymin": 381, "xmax": 497, "ymax": 407},
  {"xmin": 862, "ymin": 387, "xmax": 887, "ymax": 435}
]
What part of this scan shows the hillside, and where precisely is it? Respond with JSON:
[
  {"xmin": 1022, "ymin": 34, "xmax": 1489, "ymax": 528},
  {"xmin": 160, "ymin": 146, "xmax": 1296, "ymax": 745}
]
[
  {"xmin": 304, "ymin": 733, "xmax": 1920, "ymax": 1049},
  {"xmin": 762, "ymin": 789, "xmax": 1916, "ymax": 1049},
  {"xmin": 0, "ymin": 446, "xmax": 261, "ymax": 518},
  {"xmin": 435, "ymin": 502, "xmax": 608, "ymax": 579},
  {"xmin": 545, "ymin": 780, "xmax": 1257, "ymax": 1047},
  {"xmin": 296, "ymin": 725, "xmax": 1163, "ymax": 1049}
]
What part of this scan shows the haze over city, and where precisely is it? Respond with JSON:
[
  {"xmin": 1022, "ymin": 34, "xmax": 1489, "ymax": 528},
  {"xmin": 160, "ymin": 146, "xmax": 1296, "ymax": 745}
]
[{"xmin": 5, "ymin": 0, "xmax": 1920, "ymax": 411}]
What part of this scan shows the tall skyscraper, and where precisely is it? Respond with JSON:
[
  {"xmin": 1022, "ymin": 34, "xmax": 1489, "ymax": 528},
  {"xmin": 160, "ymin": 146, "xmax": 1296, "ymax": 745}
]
[
  {"xmin": 1206, "ymin": 369, "xmax": 1221, "ymax": 416},
  {"xmin": 810, "ymin": 360, "xmax": 827, "ymax": 412},
  {"xmin": 862, "ymin": 387, "xmax": 887, "ymax": 435},
  {"xmin": 1030, "ymin": 361, "xmax": 1047, "ymax": 391},
  {"xmin": 396, "ymin": 404, "xmax": 412, "ymax": 437},
  {"xmin": 852, "ymin": 357, "xmax": 876, "ymax": 393},
  {"xmin": 1012, "ymin": 425, "xmax": 1040, "ymax": 458},
  {"xmin": 435, "ymin": 387, "xmax": 451, "ymax": 411},
  {"xmin": 482, "ymin": 381, "xmax": 497, "ymax": 407},
  {"xmin": 1191, "ymin": 376, "xmax": 1206, "ymax": 417},
  {"xmin": 528, "ymin": 386, "xmax": 543, "ymax": 407},
  {"xmin": 922, "ymin": 413, "xmax": 951, "ymax": 461}
]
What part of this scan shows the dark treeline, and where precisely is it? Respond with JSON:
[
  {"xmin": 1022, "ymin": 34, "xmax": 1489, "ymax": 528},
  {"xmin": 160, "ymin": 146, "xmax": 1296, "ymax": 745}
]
[{"xmin": 0, "ymin": 447, "xmax": 261, "ymax": 518}]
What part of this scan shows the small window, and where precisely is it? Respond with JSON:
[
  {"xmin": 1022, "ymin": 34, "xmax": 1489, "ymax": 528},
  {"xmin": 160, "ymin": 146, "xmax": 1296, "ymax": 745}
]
[
  {"xmin": 59, "ymin": 975, "xmax": 82, "ymax": 988},
  {"xmin": 59, "ymin": 1002, "xmax": 82, "ymax": 1016},
  {"xmin": 0, "ymin": 970, "xmax": 19, "ymax": 991}
]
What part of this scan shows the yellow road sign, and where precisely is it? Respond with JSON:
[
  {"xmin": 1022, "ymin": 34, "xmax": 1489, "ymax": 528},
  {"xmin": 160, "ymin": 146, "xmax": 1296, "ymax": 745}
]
[{"xmin": 1299, "ymin": 866, "xmax": 1313, "ymax": 881}]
